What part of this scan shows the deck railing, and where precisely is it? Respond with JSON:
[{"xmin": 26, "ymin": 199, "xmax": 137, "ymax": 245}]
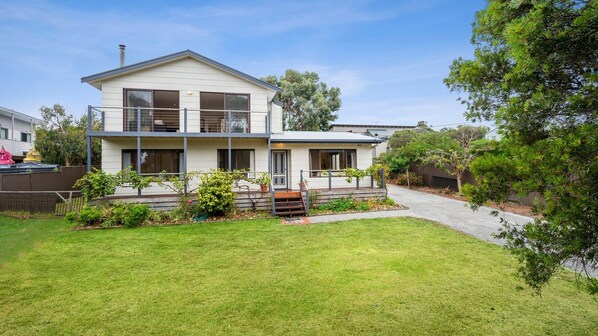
[
  {"xmin": 116, "ymin": 170, "xmax": 272, "ymax": 197},
  {"xmin": 300, "ymin": 169, "xmax": 385, "ymax": 191},
  {"xmin": 88, "ymin": 106, "xmax": 270, "ymax": 135}
]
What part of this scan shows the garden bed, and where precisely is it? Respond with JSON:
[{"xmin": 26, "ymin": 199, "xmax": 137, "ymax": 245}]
[{"xmin": 309, "ymin": 197, "xmax": 407, "ymax": 215}]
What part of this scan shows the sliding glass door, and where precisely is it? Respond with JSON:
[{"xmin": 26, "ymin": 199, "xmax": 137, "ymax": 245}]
[{"xmin": 124, "ymin": 90, "xmax": 179, "ymax": 132}]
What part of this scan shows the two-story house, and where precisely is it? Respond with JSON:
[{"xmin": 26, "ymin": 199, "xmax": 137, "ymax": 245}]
[
  {"xmin": 0, "ymin": 106, "xmax": 41, "ymax": 162},
  {"xmin": 82, "ymin": 49, "xmax": 381, "ymax": 195}
]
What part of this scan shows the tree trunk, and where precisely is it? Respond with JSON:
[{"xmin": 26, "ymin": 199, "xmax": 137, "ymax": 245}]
[
  {"xmin": 64, "ymin": 157, "xmax": 71, "ymax": 167},
  {"xmin": 406, "ymin": 168, "xmax": 411, "ymax": 189},
  {"xmin": 456, "ymin": 171, "xmax": 463, "ymax": 194}
]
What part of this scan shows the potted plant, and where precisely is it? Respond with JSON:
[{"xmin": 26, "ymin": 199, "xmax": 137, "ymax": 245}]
[{"xmin": 254, "ymin": 172, "xmax": 271, "ymax": 192}]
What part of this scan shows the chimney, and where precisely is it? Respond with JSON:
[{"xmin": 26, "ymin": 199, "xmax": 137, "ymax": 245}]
[{"xmin": 119, "ymin": 44, "xmax": 126, "ymax": 67}]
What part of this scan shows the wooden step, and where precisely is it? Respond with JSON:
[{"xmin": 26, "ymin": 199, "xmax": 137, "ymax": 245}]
[
  {"xmin": 275, "ymin": 209, "xmax": 306, "ymax": 216},
  {"xmin": 275, "ymin": 191, "xmax": 301, "ymax": 199}
]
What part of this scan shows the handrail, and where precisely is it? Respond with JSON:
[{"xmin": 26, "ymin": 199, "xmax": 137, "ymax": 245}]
[{"xmin": 91, "ymin": 106, "xmax": 270, "ymax": 113}]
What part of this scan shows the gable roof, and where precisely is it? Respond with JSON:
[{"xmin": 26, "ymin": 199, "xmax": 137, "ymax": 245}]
[
  {"xmin": 271, "ymin": 131, "xmax": 382, "ymax": 144},
  {"xmin": 81, "ymin": 50, "xmax": 281, "ymax": 92}
]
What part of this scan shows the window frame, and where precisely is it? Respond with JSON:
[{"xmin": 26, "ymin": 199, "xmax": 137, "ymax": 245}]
[
  {"xmin": 200, "ymin": 92, "xmax": 251, "ymax": 133},
  {"xmin": 217, "ymin": 149, "xmax": 255, "ymax": 171},
  {"xmin": 0, "ymin": 127, "xmax": 8, "ymax": 140},
  {"xmin": 121, "ymin": 149, "xmax": 183, "ymax": 174},
  {"xmin": 309, "ymin": 149, "xmax": 357, "ymax": 177},
  {"xmin": 123, "ymin": 89, "xmax": 180, "ymax": 132},
  {"xmin": 20, "ymin": 132, "xmax": 31, "ymax": 143}
]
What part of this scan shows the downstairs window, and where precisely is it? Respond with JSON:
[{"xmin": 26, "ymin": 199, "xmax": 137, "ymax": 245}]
[
  {"xmin": 309, "ymin": 149, "xmax": 356, "ymax": 176},
  {"xmin": 217, "ymin": 149, "xmax": 255, "ymax": 171},
  {"xmin": 122, "ymin": 149, "xmax": 183, "ymax": 174}
]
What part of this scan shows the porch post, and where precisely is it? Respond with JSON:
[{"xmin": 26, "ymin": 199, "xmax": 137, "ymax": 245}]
[
  {"xmin": 300, "ymin": 170, "xmax": 303, "ymax": 185},
  {"xmin": 328, "ymin": 170, "xmax": 332, "ymax": 191},
  {"xmin": 137, "ymin": 106, "xmax": 141, "ymax": 197},
  {"xmin": 183, "ymin": 108, "xmax": 188, "ymax": 195},
  {"xmin": 227, "ymin": 109, "xmax": 232, "ymax": 171},
  {"xmin": 86, "ymin": 105, "xmax": 92, "ymax": 172},
  {"xmin": 356, "ymin": 177, "xmax": 360, "ymax": 190},
  {"xmin": 267, "ymin": 139, "xmax": 272, "ymax": 188}
]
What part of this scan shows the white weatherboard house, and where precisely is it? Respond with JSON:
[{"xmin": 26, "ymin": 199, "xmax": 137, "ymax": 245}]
[
  {"xmin": 0, "ymin": 106, "xmax": 41, "ymax": 162},
  {"xmin": 82, "ymin": 49, "xmax": 382, "ymax": 213}
]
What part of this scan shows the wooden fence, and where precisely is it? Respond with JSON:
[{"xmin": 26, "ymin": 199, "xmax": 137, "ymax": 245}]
[
  {"xmin": 406, "ymin": 163, "xmax": 541, "ymax": 206},
  {"xmin": 0, "ymin": 191, "xmax": 83, "ymax": 215},
  {"xmin": 0, "ymin": 166, "xmax": 90, "ymax": 191}
]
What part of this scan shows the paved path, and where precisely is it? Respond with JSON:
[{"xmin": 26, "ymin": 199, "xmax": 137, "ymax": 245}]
[{"xmin": 308, "ymin": 185, "xmax": 533, "ymax": 245}]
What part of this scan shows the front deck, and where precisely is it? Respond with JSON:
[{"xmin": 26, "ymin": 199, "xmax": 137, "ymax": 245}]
[{"xmin": 103, "ymin": 187, "xmax": 387, "ymax": 214}]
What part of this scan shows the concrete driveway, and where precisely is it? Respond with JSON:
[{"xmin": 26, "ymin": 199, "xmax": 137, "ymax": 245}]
[{"xmin": 308, "ymin": 185, "xmax": 534, "ymax": 245}]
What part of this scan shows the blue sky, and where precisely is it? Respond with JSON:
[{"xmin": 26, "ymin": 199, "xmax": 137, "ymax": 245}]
[{"xmin": 0, "ymin": 0, "xmax": 486, "ymax": 128}]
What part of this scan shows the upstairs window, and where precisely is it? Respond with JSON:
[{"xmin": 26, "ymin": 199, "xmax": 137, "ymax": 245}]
[
  {"xmin": 200, "ymin": 92, "xmax": 250, "ymax": 133},
  {"xmin": 124, "ymin": 89, "xmax": 179, "ymax": 132},
  {"xmin": 21, "ymin": 132, "xmax": 31, "ymax": 143},
  {"xmin": 0, "ymin": 128, "xmax": 8, "ymax": 139}
]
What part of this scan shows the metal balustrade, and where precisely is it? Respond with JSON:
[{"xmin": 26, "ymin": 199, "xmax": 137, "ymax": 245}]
[{"xmin": 88, "ymin": 106, "xmax": 270, "ymax": 135}]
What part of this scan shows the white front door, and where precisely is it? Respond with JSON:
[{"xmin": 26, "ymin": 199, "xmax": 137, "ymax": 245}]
[{"xmin": 271, "ymin": 151, "xmax": 287, "ymax": 189}]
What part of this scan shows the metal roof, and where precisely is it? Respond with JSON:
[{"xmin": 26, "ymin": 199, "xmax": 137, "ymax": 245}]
[
  {"xmin": 81, "ymin": 50, "xmax": 281, "ymax": 92},
  {"xmin": 271, "ymin": 131, "xmax": 382, "ymax": 144},
  {"xmin": 329, "ymin": 123, "xmax": 415, "ymax": 129},
  {"xmin": 0, "ymin": 106, "xmax": 42, "ymax": 124},
  {"xmin": 366, "ymin": 129, "xmax": 394, "ymax": 139}
]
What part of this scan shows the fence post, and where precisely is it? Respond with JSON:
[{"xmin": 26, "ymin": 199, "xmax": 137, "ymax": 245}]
[
  {"xmin": 356, "ymin": 177, "xmax": 360, "ymax": 190},
  {"xmin": 381, "ymin": 168, "xmax": 385, "ymax": 189},
  {"xmin": 328, "ymin": 170, "xmax": 332, "ymax": 191}
]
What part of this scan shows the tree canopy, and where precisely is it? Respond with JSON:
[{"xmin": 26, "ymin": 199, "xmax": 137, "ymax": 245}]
[
  {"xmin": 387, "ymin": 125, "xmax": 488, "ymax": 192},
  {"xmin": 445, "ymin": 0, "xmax": 597, "ymax": 293},
  {"xmin": 262, "ymin": 70, "xmax": 341, "ymax": 131},
  {"xmin": 35, "ymin": 104, "xmax": 101, "ymax": 166}
]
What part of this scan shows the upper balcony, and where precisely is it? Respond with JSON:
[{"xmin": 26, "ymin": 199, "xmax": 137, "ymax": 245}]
[{"xmin": 87, "ymin": 106, "xmax": 271, "ymax": 138}]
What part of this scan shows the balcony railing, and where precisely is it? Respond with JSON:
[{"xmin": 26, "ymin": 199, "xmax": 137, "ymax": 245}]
[{"xmin": 88, "ymin": 106, "xmax": 270, "ymax": 135}]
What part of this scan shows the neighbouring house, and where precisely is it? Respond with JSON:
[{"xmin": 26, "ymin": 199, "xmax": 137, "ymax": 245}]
[
  {"xmin": 81, "ymin": 48, "xmax": 383, "ymax": 213},
  {"xmin": 0, "ymin": 106, "xmax": 41, "ymax": 162},
  {"xmin": 329, "ymin": 123, "xmax": 416, "ymax": 157}
]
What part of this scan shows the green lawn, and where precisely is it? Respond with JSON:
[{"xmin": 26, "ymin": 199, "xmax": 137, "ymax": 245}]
[{"xmin": 1, "ymin": 215, "xmax": 597, "ymax": 335}]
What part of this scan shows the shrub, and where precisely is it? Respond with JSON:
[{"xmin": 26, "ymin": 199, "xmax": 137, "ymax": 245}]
[
  {"xmin": 355, "ymin": 201, "xmax": 371, "ymax": 211},
  {"xmin": 74, "ymin": 168, "xmax": 120, "ymax": 202},
  {"xmin": 384, "ymin": 197, "xmax": 396, "ymax": 206},
  {"xmin": 366, "ymin": 163, "xmax": 390, "ymax": 187},
  {"xmin": 394, "ymin": 172, "xmax": 423, "ymax": 186},
  {"xmin": 387, "ymin": 155, "xmax": 410, "ymax": 173},
  {"xmin": 197, "ymin": 170, "xmax": 235, "ymax": 216},
  {"xmin": 123, "ymin": 204, "xmax": 150, "ymax": 228},
  {"xmin": 318, "ymin": 198, "xmax": 355, "ymax": 212},
  {"xmin": 78, "ymin": 206, "xmax": 103, "ymax": 226},
  {"xmin": 65, "ymin": 211, "xmax": 78, "ymax": 222}
]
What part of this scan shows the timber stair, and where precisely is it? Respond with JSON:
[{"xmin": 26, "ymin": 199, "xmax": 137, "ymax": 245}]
[{"xmin": 274, "ymin": 191, "xmax": 306, "ymax": 217}]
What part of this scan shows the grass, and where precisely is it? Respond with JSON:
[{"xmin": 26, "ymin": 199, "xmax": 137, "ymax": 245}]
[{"xmin": 1, "ymin": 215, "xmax": 597, "ymax": 335}]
